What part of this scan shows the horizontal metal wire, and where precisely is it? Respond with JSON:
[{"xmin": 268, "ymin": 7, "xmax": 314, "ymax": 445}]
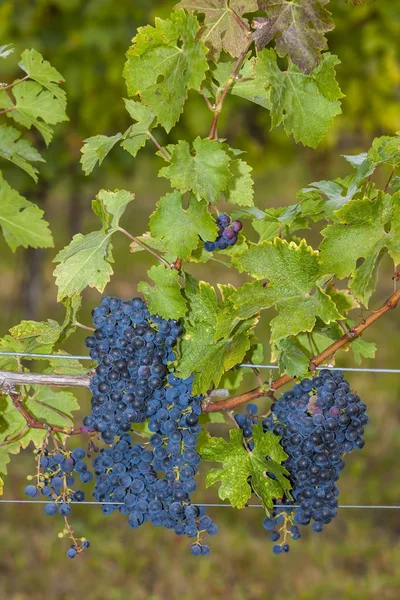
[
  {"xmin": 0, "ymin": 499, "xmax": 400, "ymax": 509},
  {"xmin": 0, "ymin": 351, "xmax": 399, "ymax": 374}
]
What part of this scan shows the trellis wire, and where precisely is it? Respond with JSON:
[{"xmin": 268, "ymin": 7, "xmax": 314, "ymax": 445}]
[
  {"xmin": 0, "ymin": 351, "xmax": 399, "ymax": 374},
  {"xmin": 1, "ymin": 499, "xmax": 400, "ymax": 509},
  {"xmin": 1, "ymin": 350, "xmax": 398, "ymax": 512}
]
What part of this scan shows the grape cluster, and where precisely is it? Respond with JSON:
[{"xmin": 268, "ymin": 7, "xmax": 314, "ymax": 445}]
[
  {"xmin": 204, "ymin": 213, "xmax": 242, "ymax": 252},
  {"xmin": 93, "ymin": 428, "xmax": 217, "ymax": 555},
  {"xmin": 24, "ymin": 447, "xmax": 92, "ymax": 558},
  {"xmin": 84, "ymin": 296, "xmax": 182, "ymax": 443},
  {"xmin": 235, "ymin": 370, "xmax": 369, "ymax": 554}
]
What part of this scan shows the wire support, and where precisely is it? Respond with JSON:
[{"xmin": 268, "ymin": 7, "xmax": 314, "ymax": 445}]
[
  {"xmin": 0, "ymin": 351, "xmax": 399, "ymax": 374},
  {"xmin": 1, "ymin": 499, "xmax": 400, "ymax": 509}
]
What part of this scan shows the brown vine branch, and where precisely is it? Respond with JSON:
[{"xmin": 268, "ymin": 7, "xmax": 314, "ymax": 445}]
[
  {"xmin": 147, "ymin": 131, "xmax": 170, "ymax": 161},
  {"xmin": 208, "ymin": 41, "xmax": 253, "ymax": 140},
  {"xmin": 0, "ymin": 75, "xmax": 29, "ymax": 91},
  {"xmin": 0, "ymin": 106, "xmax": 15, "ymax": 115},
  {"xmin": 118, "ymin": 226, "xmax": 175, "ymax": 269},
  {"xmin": 4, "ymin": 388, "xmax": 85, "ymax": 436},
  {"xmin": 202, "ymin": 287, "xmax": 400, "ymax": 413}
]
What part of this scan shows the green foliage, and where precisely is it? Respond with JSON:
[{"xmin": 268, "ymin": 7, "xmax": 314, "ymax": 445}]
[
  {"xmin": 200, "ymin": 423, "xmax": 291, "ymax": 510},
  {"xmin": 123, "ymin": 9, "xmax": 208, "ymax": 132},
  {"xmin": 259, "ymin": 50, "xmax": 343, "ymax": 148},
  {"xmin": 53, "ymin": 189, "xmax": 134, "ymax": 300},
  {"xmin": 138, "ymin": 265, "xmax": 187, "ymax": 320},
  {"xmin": 149, "ymin": 192, "xmax": 218, "ymax": 259},
  {"xmin": 0, "ymin": 171, "xmax": 53, "ymax": 251},
  {"xmin": 175, "ymin": 0, "xmax": 258, "ymax": 60},
  {"xmin": 320, "ymin": 192, "xmax": 400, "ymax": 306},
  {"xmin": 235, "ymin": 238, "xmax": 342, "ymax": 341},
  {"xmin": 0, "ymin": 47, "xmax": 67, "ymax": 251}
]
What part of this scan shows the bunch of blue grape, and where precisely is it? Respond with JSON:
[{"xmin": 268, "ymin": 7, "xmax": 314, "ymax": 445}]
[
  {"xmin": 93, "ymin": 428, "xmax": 217, "ymax": 555},
  {"xmin": 204, "ymin": 213, "xmax": 242, "ymax": 252},
  {"xmin": 235, "ymin": 369, "xmax": 369, "ymax": 555},
  {"xmin": 84, "ymin": 296, "xmax": 182, "ymax": 443},
  {"xmin": 24, "ymin": 447, "xmax": 92, "ymax": 557}
]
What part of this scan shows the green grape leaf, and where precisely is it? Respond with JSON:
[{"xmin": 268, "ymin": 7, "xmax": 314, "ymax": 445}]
[
  {"xmin": 231, "ymin": 56, "xmax": 272, "ymax": 109},
  {"xmin": 149, "ymin": 192, "xmax": 218, "ymax": 259},
  {"xmin": 46, "ymin": 352, "xmax": 90, "ymax": 375},
  {"xmin": 159, "ymin": 137, "xmax": 231, "ymax": 204},
  {"xmin": 260, "ymin": 49, "xmax": 343, "ymax": 148},
  {"xmin": 0, "ymin": 45, "xmax": 13, "ymax": 59},
  {"xmin": 254, "ymin": 0, "xmax": 334, "ymax": 74},
  {"xmin": 200, "ymin": 423, "xmax": 291, "ymax": 510},
  {"xmin": 0, "ymin": 171, "xmax": 53, "ymax": 251},
  {"xmin": 19, "ymin": 48, "xmax": 67, "ymax": 109},
  {"xmin": 0, "ymin": 81, "xmax": 68, "ymax": 145},
  {"xmin": 9, "ymin": 320, "xmax": 61, "ymax": 345},
  {"xmin": 53, "ymin": 231, "xmax": 114, "ymax": 301},
  {"xmin": 320, "ymin": 193, "xmax": 400, "ymax": 306},
  {"xmin": 350, "ymin": 337, "xmax": 377, "ymax": 365},
  {"xmin": 0, "ymin": 335, "xmax": 53, "ymax": 371},
  {"xmin": 0, "ymin": 124, "xmax": 44, "ymax": 181},
  {"xmin": 123, "ymin": 10, "xmax": 208, "ymax": 132},
  {"xmin": 235, "ymin": 238, "xmax": 342, "ymax": 341},
  {"xmin": 26, "ymin": 387, "xmax": 80, "ymax": 430},
  {"xmin": 274, "ymin": 337, "xmax": 310, "ymax": 378},
  {"xmin": 177, "ymin": 280, "xmax": 259, "ymax": 393},
  {"xmin": 54, "ymin": 188, "xmax": 134, "ymax": 299},
  {"xmin": 58, "ymin": 295, "xmax": 82, "ymax": 344},
  {"xmin": 176, "ymin": 0, "xmax": 258, "ymax": 60},
  {"xmin": 138, "ymin": 265, "xmax": 187, "ymax": 320},
  {"xmin": 224, "ymin": 158, "xmax": 254, "ymax": 206},
  {"xmin": 120, "ymin": 100, "xmax": 156, "ymax": 158},
  {"xmin": 367, "ymin": 135, "xmax": 400, "ymax": 168},
  {"xmin": 80, "ymin": 133, "xmax": 123, "ymax": 176}
]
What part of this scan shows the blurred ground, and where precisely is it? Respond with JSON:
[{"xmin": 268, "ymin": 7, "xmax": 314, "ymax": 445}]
[{"xmin": 0, "ymin": 1, "xmax": 400, "ymax": 598}]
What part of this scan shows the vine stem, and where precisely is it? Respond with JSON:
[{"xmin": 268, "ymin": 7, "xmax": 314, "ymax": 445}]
[
  {"xmin": 0, "ymin": 75, "xmax": 29, "ymax": 91},
  {"xmin": 208, "ymin": 41, "xmax": 253, "ymax": 140},
  {"xmin": 4, "ymin": 388, "xmax": 86, "ymax": 436},
  {"xmin": 0, "ymin": 107, "xmax": 15, "ymax": 115},
  {"xmin": 0, "ymin": 370, "xmax": 91, "ymax": 388},
  {"xmin": 202, "ymin": 287, "xmax": 400, "ymax": 413},
  {"xmin": 118, "ymin": 226, "xmax": 174, "ymax": 269},
  {"xmin": 146, "ymin": 131, "xmax": 170, "ymax": 161}
]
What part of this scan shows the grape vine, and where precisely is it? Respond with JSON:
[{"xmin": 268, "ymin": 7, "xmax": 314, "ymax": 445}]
[{"xmin": 0, "ymin": 1, "xmax": 399, "ymax": 560}]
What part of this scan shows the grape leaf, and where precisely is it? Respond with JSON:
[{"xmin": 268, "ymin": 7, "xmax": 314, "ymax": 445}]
[
  {"xmin": 58, "ymin": 295, "xmax": 82, "ymax": 344},
  {"xmin": 231, "ymin": 56, "xmax": 272, "ymax": 109},
  {"xmin": 320, "ymin": 193, "xmax": 400, "ymax": 306},
  {"xmin": 266, "ymin": 50, "xmax": 343, "ymax": 148},
  {"xmin": 0, "ymin": 81, "xmax": 68, "ymax": 145},
  {"xmin": 234, "ymin": 238, "xmax": 342, "ymax": 341},
  {"xmin": 9, "ymin": 320, "xmax": 61, "ymax": 345},
  {"xmin": 0, "ymin": 124, "xmax": 44, "ymax": 181},
  {"xmin": 253, "ymin": 0, "xmax": 334, "ymax": 74},
  {"xmin": 159, "ymin": 137, "xmax": 231, "ymax": 204},
  {"xmin": 80, "ymin": 134, "xmax": 123, "ymax": 176},
  {"xmin": 0, "ymin": 335, "xmax": 53, "ymax": 371},
  {"xmin": 0, "ymin": 45, "xmax": 13, "ymax": 59},
  {"xmin": 176, "ymin": 0, "xmax": 258, "ymax": 60},
  {"xmin": 138, "ymin": 265, "xmax": 187, "ymax": 320},
  {"xmin": 120, "ymin": 100, "xmax": 156, "ymax": 158},
  {"xmin": 19, "ymin": 48, "xmax": 67, "ymax": 110},
  {"xmin": 200, "ymin": 423, "xmax": 291, "ymax": 510},
  {"xmin": 123, "ymin": 9, "xmax": 208, "ymax": 132},
  {"xmin": 0, "ymin": 171, "xmax": 53, "ymax": 251},
  {"xmin": 366, "ymin": 135, "xmax": 400, "ymax": 169},
  {"xmin": 26, "ymin": 387, "xmax": 80, "ymax": 430},
  {"xmin": 149, "ymin": 192, "xmax": 218, "ymax": 259},
  {"xmin": 53, "ymin": 189, "xmax": 134, "ymax": 300},
  {"xmin": 224, "ymin": 158, "xmax": 254, "ymax": 206},
  {"xmin": 176, "ymin": 280, "xmax": 259, "ymax": 393}
]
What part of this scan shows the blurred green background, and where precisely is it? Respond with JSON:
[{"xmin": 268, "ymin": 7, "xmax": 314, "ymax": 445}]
[{"xmin": 1, "ymin": 1, "xmax": 400, "ymax": 599}]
